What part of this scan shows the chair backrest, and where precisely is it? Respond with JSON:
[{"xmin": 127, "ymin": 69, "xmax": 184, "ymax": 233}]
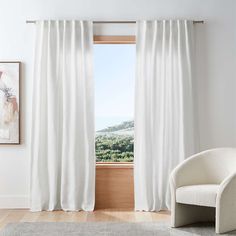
[
  {"xmin": 187, "ymin": 148, "xmax": 236, "ymax": 184},
  {"xmin": 172, "ymin": 148, "xmax": 236, "ymax": 188}
]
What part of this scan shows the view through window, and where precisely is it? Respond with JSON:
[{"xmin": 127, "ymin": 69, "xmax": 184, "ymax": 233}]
[{"xmin": 94, "ymin": 44, "xmax": 135, "ymax": 162}]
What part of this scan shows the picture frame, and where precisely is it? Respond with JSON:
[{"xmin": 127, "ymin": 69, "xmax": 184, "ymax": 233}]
[{"xmin": 0, "ymin": 61, "xmax": 20, "ymax": 144}]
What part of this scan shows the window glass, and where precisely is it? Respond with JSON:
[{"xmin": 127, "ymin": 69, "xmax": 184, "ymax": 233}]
[{"xmin": 94, "ymin": 44, "xmax": 135, "ymax": 162}]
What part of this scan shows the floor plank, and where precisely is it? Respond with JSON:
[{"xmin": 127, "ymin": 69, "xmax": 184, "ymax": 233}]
[
  {"xmin": 0, "ymin": 210, "xmax": 27, "ymax": 230},
  {"xmin": 0, "ymin": 209, "xmax": 170, "ymax": 230}
]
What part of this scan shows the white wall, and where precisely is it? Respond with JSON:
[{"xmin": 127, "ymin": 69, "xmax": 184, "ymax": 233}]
[{"xmin": 0, "ymin": 0, "xmax": 235, "ymax": 208}]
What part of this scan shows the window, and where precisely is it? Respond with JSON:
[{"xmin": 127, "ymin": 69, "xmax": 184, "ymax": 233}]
[{"xmin": 94, "ymin": 36, "xmax": 135, "ymax": 163}]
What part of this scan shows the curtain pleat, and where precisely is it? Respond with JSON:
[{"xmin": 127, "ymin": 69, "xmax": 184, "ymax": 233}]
[
  {"xmin": 134, "ymin": 20, "xmax": 198, "ymax": 211},
  {"xmin": 31, "ymin": 20, "xmax": 95, "ymax": 211}
]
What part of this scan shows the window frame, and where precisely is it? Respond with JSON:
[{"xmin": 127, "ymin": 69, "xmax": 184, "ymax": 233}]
[
  {"xmin": 94, "ymin": 35, "xmax": 135, "ymax": 165},
  {"xmin": 94, "ymin": 35, "xmax": 135, "ymax": 44}
]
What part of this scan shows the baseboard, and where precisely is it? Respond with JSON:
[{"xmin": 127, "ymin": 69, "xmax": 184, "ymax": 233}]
[{"xmin": 0, "ymin": 195, "xmax": 29, "ymax": 209}]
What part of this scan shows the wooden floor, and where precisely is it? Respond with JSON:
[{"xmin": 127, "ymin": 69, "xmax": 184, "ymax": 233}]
[{"xmin": 0, "ymin": 209, "xmax": 170, "ymax": 230}]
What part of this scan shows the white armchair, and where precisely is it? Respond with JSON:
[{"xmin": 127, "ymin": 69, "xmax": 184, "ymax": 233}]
[{"xmin": 170, "ymin": 148, "xmax": 236, "ymax": 234}]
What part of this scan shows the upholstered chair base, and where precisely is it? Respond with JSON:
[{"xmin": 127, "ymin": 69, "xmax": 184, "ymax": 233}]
[{"xmin": 171, "ymin": 203, "xmax": 215, "ymax": 228}]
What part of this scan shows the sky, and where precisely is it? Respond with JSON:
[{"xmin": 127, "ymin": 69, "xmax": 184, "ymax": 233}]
[{"xmin": 94, "ymin": 44, "xmax": 135, "ymax": 130}]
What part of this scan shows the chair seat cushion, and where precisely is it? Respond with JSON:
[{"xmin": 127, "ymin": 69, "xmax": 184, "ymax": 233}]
[{"xmin": 176, "ymin": 184, "xmax": 220, "ymax": 207}]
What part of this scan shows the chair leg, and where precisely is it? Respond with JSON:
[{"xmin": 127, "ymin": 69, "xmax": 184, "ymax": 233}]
[
  {"xmin": 216, "ymin": 205, "xmax": 236, "ymax": 234},
  {"xmin": 171, "ymin": 203, "xmax": 197, "ymax": 227}
]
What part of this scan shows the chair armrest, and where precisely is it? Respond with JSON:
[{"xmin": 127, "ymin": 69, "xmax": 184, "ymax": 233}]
[
  {"xmin": 170, "ymin": 151, "xmax": 209, "ymax": 190},
  {"xmin": 217, "ymin": 172, "xmax": 236, "ymax": 202},
  {"xmin": 216, "ymin": 172, "xmax": 236, "ymax": 233}
]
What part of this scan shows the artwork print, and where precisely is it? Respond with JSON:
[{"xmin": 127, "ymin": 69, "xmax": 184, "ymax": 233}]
[{"xmin": 0, "ymin": 62, "xmax": 20, "ymax": 144}]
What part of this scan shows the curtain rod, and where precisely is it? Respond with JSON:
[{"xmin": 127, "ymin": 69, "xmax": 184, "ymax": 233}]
[{"xmin": 26, "ymin": 20, "xmax": 204, "ymax": 24}]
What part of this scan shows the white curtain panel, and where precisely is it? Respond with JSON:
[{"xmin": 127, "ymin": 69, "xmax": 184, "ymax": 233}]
[
  {"xmin": 134, "ymin": 20, "xmax": 198, "ymax": 211},
  {"xmin": 31, "ymin": 20, "xmax": 95, "ymax": 211}
]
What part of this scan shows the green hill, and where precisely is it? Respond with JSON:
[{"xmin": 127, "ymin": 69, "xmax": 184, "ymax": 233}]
[{"xmin": 97, "ymin": 120, "xmax": 134, "ymax": 133}]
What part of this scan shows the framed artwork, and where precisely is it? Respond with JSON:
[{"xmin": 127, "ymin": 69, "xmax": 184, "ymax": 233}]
[{"xmin": 0, "ymin": 62, "xmax": 20, "ymax": 144}]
